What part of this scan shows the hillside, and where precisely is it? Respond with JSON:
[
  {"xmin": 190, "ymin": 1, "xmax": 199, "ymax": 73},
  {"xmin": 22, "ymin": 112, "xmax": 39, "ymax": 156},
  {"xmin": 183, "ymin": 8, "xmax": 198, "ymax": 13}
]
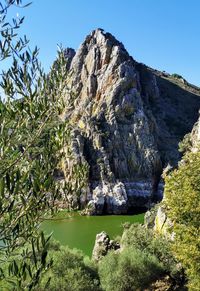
[{"xmin": 57, "ymin": 29, "xmax": 200, "ymax": 214}]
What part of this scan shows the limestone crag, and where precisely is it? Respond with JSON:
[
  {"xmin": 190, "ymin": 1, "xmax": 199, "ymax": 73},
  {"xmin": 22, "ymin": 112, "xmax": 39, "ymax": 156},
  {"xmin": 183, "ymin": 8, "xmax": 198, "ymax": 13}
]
[
  {"xmin": 154, "ymin": 206, "xmax": 174, "ymax": 239},
  {"xmin": 188, "ymin": 113, "xmax": 200, "ymax": 152},
  {"xmin": 92, "ymin": 231, "xmax": 120, "ymax": 261},
  {"xmin": 60, "ymin": 29, "xmax": 200, "ymax": 214}
]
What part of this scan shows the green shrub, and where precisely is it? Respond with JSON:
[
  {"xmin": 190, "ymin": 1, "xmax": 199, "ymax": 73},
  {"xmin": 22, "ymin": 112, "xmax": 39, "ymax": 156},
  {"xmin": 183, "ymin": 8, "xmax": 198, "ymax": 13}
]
[
  {"xmin": 178, "ymin": 133, "xmax": 192, "ymax": 153},
  {"xmin": 121, "ymin": 224, "xmax": 180, "ymax": 279},
  {"xmin": 172, "ymin": 73, "xmax": 184, "ymax": 79},
  {"xmin": 98, "ymin": 248, "xmax": 163, "ymax": 291},
  {"xmin": 121, "ymin": 223, "xmax": 153, "ymax": 250},
  {"xmin": 38, "ymin": 245, "xmax": 100, "ymax": 291},
  {"xmin": 165, "ymin": 151, "xmax": 200, "ymax": 290}
]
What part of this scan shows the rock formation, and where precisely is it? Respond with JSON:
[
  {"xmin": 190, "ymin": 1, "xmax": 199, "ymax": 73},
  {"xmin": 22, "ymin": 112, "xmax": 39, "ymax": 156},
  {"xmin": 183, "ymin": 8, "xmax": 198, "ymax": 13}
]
[
  {"xmin": 153, "ymin": 205, "xmax": 174, "ymax": 239},
  {"xmin": 190, "ymin": 117, "xmax": 200, "ymax": 151},
  {"xmin": 59, "ymin": 29, "xmax": 200, "ymax": 214},
  {"xmin": 180, "ymin": 112, "xmax": 200, "ymax": 153},
  {"xmin": 92, "ymin": 231, "xmax": 120, "ymax": 261}
]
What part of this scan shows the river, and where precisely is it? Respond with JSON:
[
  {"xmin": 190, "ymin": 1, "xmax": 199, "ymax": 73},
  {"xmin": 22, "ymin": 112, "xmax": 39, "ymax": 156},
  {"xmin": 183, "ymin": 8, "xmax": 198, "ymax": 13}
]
[{"xmin": 41, "ymin": 211, "xmax": 144, "ymax": 256}]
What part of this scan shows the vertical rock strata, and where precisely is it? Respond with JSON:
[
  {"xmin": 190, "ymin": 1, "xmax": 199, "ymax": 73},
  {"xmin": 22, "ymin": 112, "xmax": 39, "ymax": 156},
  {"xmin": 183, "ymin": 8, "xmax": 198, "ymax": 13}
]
[{"xmin": 61, "ymin": 29, "xmax": 200, "ymax": 214}]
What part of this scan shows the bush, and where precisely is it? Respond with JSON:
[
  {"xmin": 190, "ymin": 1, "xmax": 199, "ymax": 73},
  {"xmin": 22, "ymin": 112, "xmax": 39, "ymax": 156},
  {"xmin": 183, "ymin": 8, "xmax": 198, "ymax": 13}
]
[
  {"xmin": 38, "ymin": 244, "xmax": 100, "ymax": 291},
  {"xmin": 121, "ymin": 224, "xmax": 181, "ymax": 279},
  {"xmin": 178, "ymin": 133, "xmax": 192, "ymax": 153},
  {"xmin": 98, "ymin": 248, "xmax": 163, "ymax": 291},
  {"xmin": 165, "ymin": 151, "xmax": 200, "ymax": 290},
  {"xmin": 121, "ymin": 223, "xmax": 153, "ymax": 250},
  {"xmin": 172, "ymin": 73, "xmax": 184, "ymax": 79}
]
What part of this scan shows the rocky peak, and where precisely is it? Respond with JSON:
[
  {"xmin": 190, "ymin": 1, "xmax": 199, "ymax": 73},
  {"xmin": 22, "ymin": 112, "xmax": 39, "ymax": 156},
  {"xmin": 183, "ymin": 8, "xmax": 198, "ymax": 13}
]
[
  {"xmin": 61, "ymin": 29, "xmax": 200, "ymax": 214},
  {"xmin": 67, "ymin": 29, "xmax": 137, "ymax": 113},
  {"xmin": 70, "ymin": 28, "xmax": 131, "ymax": 72}
]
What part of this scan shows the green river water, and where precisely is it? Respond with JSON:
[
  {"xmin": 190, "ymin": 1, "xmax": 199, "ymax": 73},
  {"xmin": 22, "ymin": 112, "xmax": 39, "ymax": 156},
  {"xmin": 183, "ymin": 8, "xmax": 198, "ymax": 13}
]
[{"xmin": 41, "ymin": 212, "xmax": 144, "ymax": 257}]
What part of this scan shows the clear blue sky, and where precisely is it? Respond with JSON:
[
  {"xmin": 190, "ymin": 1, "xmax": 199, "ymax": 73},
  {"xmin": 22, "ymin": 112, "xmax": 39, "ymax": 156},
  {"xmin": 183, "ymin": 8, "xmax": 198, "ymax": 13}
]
[{"xmin": 5, "ymin": 0, "xmax": 200, "ymax": 86}]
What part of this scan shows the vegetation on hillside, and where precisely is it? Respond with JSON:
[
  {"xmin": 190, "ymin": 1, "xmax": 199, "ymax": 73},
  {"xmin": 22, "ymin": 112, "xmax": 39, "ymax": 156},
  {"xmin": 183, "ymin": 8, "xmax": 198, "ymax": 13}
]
[
  {"xmin": 171, "ymin": 73, "xmax": 184, "ymax": 80},
  {"xmin": 165, "ymin": 151, "xmax": 200, "ymax": 290},
  {"xmin": 1, "ymin": 225, "xmax": 185, "ymax": 291}
]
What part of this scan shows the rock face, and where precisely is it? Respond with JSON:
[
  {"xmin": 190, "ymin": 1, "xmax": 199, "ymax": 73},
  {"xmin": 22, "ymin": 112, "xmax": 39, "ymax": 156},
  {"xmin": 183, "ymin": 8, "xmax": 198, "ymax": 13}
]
[
  {"xmin": 154, "ymin": 205, "xmax": 174, "ymax": 238},
  {"xmin": 60, "ymin": 29, "xmax": 200, "ymax": 214},
  {"xmin": 176, "ymin": 112, "xmax": 200, "ymax": 155},
  {"xmin": 187, "ymin": 113, "xmax": 200, "ymax": 152},
  {"xmin": 92, "ymin": 231, "xmax": 120, "ymax": 261}
]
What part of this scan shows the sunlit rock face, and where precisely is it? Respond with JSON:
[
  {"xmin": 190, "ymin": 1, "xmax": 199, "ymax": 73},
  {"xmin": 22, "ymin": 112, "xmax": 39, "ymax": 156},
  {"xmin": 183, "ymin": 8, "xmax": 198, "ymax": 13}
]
[
  {"xmin": 92, "ymin": 231, "xmax": 120, "ymax": 261},
  {"xmin": 189, "ymin": 113, "xmax": 200, "ymax": 152},
  {"xmin": 61, "ymin": 29, "xmax": 200, "ymax": 214}
]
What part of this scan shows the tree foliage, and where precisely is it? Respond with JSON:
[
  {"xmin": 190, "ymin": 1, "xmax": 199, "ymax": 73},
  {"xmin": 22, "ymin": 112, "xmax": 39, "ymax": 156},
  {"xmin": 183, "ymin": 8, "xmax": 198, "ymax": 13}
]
[
  {"xmin": 98, "ymin": 247, "xmax": 163, "ymax": 291},
  {"xmin": 165, "ymin": 151, "xmax": 200, "ymax": 290},
  {"xmin": 121, "ymin": 223, "xmax": 183, "ymax": 281},
  {"xmin": 38, "ymin": 243, "xmax": 101, "ymax": 291},
  {"xmin": 0, "ymin": 1, "xmax": 75, "ymax": 288}
]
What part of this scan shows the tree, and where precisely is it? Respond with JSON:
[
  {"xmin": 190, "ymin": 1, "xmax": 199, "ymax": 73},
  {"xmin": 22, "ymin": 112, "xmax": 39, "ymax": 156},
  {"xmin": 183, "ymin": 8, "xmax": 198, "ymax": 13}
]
[
  {"xmin": 38, "ymin": 243, "xmax": 100, "ymax": 291},
  {"xmin": 98, "ymin": 248, "xmax": 163, "ymax": 291},
  {"xmin": 165, "ymin": 151, "xmax": 200, "ymax": 290},
  {"xmin": 0, "ymin": 1, "xmax": 71, "ymax": 289}
]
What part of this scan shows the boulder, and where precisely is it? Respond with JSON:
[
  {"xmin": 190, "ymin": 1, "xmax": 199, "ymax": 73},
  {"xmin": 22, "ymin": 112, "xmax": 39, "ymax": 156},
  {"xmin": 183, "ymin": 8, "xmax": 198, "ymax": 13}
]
[{"xmin": 92, "ymin": 231, "xmax": 120, "ymax": 261}]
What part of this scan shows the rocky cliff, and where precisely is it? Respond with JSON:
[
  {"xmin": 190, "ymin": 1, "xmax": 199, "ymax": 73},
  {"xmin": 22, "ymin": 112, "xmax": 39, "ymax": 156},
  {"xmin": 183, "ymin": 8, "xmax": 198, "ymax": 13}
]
[
  {"xmin": 59, "ymin": 29, "xmax": 200, "ymax": 214},
  {"xmin": 179, "ymin": 113, "xmax": 200, "ymax": 153}
]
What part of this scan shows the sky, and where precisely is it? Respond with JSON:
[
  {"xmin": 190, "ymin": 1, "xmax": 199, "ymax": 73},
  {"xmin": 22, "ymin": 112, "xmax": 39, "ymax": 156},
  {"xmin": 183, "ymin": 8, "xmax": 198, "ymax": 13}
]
[{"xmin": 3, "ymin": 0, "xmax": 200, "ymax": 86}]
